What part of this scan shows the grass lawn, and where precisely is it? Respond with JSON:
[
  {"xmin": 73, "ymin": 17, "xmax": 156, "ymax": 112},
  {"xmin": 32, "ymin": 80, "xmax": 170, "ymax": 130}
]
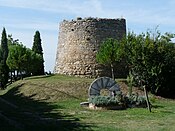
[{"xmin": 0, "ymin": 75, "xmax": 175, "ymax": 131}]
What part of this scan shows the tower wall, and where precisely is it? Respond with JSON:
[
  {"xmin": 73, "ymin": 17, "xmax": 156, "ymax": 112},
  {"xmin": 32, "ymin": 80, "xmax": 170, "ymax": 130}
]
[{"xmin": 54, "ymin": 17, "xmax": 126, "ymax": 78}]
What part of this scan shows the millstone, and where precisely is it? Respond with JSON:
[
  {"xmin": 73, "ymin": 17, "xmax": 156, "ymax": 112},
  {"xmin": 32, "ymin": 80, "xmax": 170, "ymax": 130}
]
[{"xmin": 88, "ymin": 77, "xmax": 120, "ymax": 97}]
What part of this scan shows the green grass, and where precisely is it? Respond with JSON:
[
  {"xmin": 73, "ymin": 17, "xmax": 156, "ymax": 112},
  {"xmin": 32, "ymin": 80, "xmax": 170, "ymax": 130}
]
[
  {"xmin": 0, "ymin": 74, "xmax": 175, "ymax": 131},
  {"xmin": 54, "ymin": 99, "xmax": 175, "ymax": 131}
]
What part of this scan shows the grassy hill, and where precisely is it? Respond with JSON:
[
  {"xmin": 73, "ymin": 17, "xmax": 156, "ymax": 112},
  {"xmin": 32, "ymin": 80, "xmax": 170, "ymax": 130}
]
[{"xmin": 0, "ymin": 75, "xmax": 175, "ymax": 131}]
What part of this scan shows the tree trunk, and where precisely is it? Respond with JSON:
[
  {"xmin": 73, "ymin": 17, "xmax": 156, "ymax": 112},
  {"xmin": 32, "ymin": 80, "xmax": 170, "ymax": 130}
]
[
  {"xmin": 13, "ymin": 70, "xmax": 16, "ymax": 81},
  {"xmin": 17, "ymin": 70, "xmax": 19, "ymax": 78},
  {"xmin": 110, "ymin": 63, "xmax": 115, "ymax": 80},
  {"xmin": 143, "ymin": 85, "xmax": 151, "ymax": 112},
  {"xmin": 20, "ymin": 71, "xmax": 23, "ymax": 80},
  {"xmin": 10, "ymin": 71, "xmax": 12, "ymax": 84}
]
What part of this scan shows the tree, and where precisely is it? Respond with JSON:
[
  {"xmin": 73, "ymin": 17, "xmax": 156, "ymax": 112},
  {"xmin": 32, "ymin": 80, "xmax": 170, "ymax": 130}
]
[
  {"xmin": 96, "ymin": 38, "xmax": 123, "ymax": 79},
  {"xmin": 0, "ymin": 48, "xmax": 4, "ymax": 86},
  {"xmin": 7, "ymin": 34, "xmax": 19, "ymax": 45},
  {"xmin": 7, "ymin": 44, "xmax": 29, "ymax": 79},
  {"xmin": 7, "ymin": 42, "xmax": 44, "ymax": 80},
  {"xmin": 0, "ymin": 28, "xmax": 9, "ymax": 88},
  {"xmin": 7, "ymin": 34, "xmax": 45, "ymax": 80},
  {"xmin": 32, "ymin": 31, "xmax": 44, "ymax": 75},
  {"xmin": 28, "ymin": 50, "xmax": 44, "ymax": 75},
  {"xmin": 122, "ymin": 31, "xmax": 175, "ymax": 98}
]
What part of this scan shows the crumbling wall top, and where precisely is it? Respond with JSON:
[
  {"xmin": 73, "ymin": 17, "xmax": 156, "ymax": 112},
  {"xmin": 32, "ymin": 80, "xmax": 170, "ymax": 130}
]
[{"xmin": 62, "ymin": 17, "xmax": 125, "ymax": 23}]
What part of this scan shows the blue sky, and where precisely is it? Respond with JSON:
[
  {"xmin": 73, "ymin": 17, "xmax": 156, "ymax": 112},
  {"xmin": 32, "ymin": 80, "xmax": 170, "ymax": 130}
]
[{"xmin": 0, "ymin": 0, "xmax": 175, "ymax": 72}]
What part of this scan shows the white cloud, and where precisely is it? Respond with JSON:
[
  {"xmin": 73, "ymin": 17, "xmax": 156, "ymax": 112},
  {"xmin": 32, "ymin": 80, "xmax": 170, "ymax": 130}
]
[
  {"xmin": 0, "ymin": 0, "xmax": 104, "ymax": 16},
  {"xmin": 4, "ymin": 20, "xmax": 57, "ymax": 32},
  {"xmin": 3, "ymin": 0, "xmax": 175, "ymax": 24},
  {"xmin": 1, "ymin": 0, "xmax": 174, "ymax": 26}
]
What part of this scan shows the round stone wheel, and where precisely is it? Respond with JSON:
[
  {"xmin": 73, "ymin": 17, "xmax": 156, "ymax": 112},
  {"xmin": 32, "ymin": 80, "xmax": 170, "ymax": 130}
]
[{"xmin": 88, "ymin": 77, "xmax": 120, "ymax": 97}]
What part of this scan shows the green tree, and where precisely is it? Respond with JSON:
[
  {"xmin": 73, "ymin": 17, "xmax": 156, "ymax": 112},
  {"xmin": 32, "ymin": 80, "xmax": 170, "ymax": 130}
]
[
  {"xmin": 7, "ymin": 42, "xmax": 44, "ymax": 80},
  {"xmin": 0, "ymin": 48, "xmax": 4, "ymax": 87},
  {"xmin": 96, "ymin": 38, "xmax": 123, "ymax": 79},
  {"xmin": 0, "ymin": 28, "xmax": 9, "ymax": 88},
  {"xmin": 123, "ymin": 31, "xmax": 175, "ymax": 98},
  {"xmin": 7, "ymin": 44, "xmax": 29, "ymax": 79},
  {"xmin": 32, "ymin": 31, "xmax": 44, "ymax": 75},
  {"xmin": 29, "ymin": 50, "xmax": 44, "ymax": 75},
  {"xmin": 7, "ymin": 34, "xmax": 19, "ymax": 45}
]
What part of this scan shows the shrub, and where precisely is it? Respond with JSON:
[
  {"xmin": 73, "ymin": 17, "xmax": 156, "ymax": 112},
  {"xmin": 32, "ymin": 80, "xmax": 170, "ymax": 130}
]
[
  {"xmin": 89, "ymin": 94, "xmax": 147, "ymax": 108},
  {"xmin": 89, "ymin": 96, "xmax": 119, "ymax": 106},
  {"xmin": 124, "ymin": 94, "xmax": 147, "ymax": 108}
]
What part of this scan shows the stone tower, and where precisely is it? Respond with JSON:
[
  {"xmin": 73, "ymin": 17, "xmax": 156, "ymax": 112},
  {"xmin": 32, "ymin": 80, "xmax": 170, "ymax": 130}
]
[{"xmin": 54, "ymin": 17, "xmax": 126, "ymax": 78}]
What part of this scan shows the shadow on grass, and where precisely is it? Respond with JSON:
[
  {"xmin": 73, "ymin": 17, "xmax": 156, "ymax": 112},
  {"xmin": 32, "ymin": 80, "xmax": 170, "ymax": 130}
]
[
  {"xmin": 0, "ymin": 83, "xmax": 93, "ymax": 131},
  {"xmin": 152, "ymin": 104, "xmax": 165, "ymax": 109}
]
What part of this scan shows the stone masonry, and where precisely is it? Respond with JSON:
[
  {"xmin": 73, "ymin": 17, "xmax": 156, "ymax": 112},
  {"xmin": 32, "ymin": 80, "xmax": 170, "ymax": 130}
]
[{"xmin": 54, "ymin": 17, "xmax": 126, "ymax": 78}]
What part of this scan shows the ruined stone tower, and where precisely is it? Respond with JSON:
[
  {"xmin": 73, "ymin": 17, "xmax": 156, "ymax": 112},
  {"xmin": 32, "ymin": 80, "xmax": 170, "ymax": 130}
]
[{"xmin": 54, "ymin": 17, "xmax": 126, "ymax": 78}]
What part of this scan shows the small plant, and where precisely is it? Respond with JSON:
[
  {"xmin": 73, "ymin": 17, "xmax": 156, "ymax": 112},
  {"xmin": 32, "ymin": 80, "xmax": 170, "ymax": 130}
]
[
  {"xmin": 88, "ymin": 92, "xmax": 147, "ymax": 109},
  {"xmin": 89, "ymin": 96, "xmax": 119, "ymax": 106},
  {"xmin": 124, "ymin": 94, "xmax": 147, "ymax": 108}
]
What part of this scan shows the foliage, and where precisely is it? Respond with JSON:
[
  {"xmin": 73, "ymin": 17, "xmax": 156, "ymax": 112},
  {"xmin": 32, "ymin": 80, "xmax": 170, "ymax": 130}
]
[
  {"xmin": 7, "ymin": 34, "xmax": 19, "ymax": 45},
  {"xmin": 124, "ymin": 94, "xmax": 147, "ymax": 108},
  {"xmin": 122, "ymin": 31, "xmax": 175, "ymax": 97},
  {"xmin": 0, "ymin": 28, "xmax": 9, "ymax": 88},
  {"xmin": 89, "ymin": 92, "xmax": 147, "ymax": 108},
  {"xmin": 28, "ymin": 50, "xmax": 44, "ymax": 75},
  {"xmin": 1, "ymin": 28, "xmax": 8, "ymax": 61},
  {"xmin": 89, "ymin": 96, "xmax": 119, "ymax": 106},
  {"xmin": 32, "ymin": 31, "xmax": 44, "ymax": 75},
  {"xmin": 7, "ymin": 44, "xmax": 28, "ymax": 72},
  {"xmin": 7, "ymin": 43, "xmax": 43, "ymax": 79},
  {"xmin": 32, "ymin": 31, "xmax": 43, "ymax": 54},
  {"xmin": 96, "ymin": 38, "xmax": 123, "ymax": 79},
  {"xmin": 6, "ymin": 33, "xmax": 45, "ymax": 80}
]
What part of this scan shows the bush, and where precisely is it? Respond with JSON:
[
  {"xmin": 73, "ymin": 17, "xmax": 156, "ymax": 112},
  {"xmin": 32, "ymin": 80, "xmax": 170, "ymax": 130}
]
[
  {"xmin": 89, "ymin": 93, "xmax": 147, "ymax": 108},
  {"xmin": 89, "ymin": 96, "xmax": 119, "ymax": 106},
  {"xmin": 124, "ymin": 94, "xmax": 147, "ymax": 108}
]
